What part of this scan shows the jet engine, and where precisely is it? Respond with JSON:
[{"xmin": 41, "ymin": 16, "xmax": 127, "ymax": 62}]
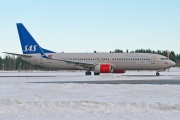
[{"xmin": 94, "ymin": 64, "xmax": 113, "ymax": 73}]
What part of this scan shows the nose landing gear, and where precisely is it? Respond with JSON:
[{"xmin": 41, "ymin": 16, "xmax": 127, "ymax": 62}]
[{"xmin": 156, "ymin": 72, "xmax": 160, "ymax": 76}]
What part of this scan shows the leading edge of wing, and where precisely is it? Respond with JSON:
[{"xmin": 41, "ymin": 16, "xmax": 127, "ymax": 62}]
[
  {"xmin": 3, "ymin": 52, "xmax": 32, "ymax": 57},
  {"xmin": 48, "ymin": 57, "xmax": 96, "ymax": 68}
]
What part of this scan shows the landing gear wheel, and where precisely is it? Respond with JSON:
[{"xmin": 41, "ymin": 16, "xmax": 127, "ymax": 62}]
[
  {"xmin": 156, "ymin": 72, "xmax": 160, "ymax": 76},
  {"xmin": 94, "ymin": 72, "xmax": 100, "ymax": 75},
  {"xmin": 85, "ymin": 71, "xmax": 91, "ymax": 75}
]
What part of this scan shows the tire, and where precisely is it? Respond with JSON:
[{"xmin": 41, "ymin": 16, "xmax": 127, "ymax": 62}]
[
  {"xmin": 156, "ymin": 72, "xmax": 160, "ymax": 76},
  {"xmin": 94, "ymin": 72, "xmax": 100, "ymax": 75},
  {"xmin": 85, "ymin": 71, "xmax": 91, "ymax": 75}
]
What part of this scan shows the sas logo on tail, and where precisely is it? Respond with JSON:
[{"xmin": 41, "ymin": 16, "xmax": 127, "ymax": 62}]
[{"xmin": 23, "ymin": 45, "xmax": 37, "ymax": 52}]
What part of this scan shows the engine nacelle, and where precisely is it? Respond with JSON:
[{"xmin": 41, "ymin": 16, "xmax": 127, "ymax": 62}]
[
  {"xmin": 113, "ymin": 70, "xmax": 126, "ymax": 73},
  {"xmin": 95, "ymin": 64, "xmax": 113, "ymax": 73}
]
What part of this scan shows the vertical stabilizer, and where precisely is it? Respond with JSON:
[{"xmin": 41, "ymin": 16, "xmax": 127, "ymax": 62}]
[{"xmin": 16, "ymin": 23, "xmax": 55, "ymax": 54}]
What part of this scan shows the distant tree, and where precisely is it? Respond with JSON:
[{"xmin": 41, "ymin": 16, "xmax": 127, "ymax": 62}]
[
  {"xmin": 0, "ymin": 56, "xmax": 2, "ymax": 70},
  {"xmin": 176, "ymin": 54, "xmax": 180, "ymax": 61},
  {"xmin": 114, "ymin": 49, "xmax": 123, "ymax": 53},
  {"xmin": 169, "ymin": 51, "xmax": 176, "ymax": 62},
  {"xmin": 126, "ymin": 49, "xmax": 129, "ymax": 53},
  {"xmin": 146, "ymin": 49, "xmax": 152, "ymax": 53}
]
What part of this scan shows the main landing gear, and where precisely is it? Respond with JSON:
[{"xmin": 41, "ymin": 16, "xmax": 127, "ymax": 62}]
[
  {"xmin": 85, "ymin": 71, "xmax": 100, "ymax": 76},
  {"xmin": 156, "ymin": 72, "xmax": 160, "ymax": 76},
  {"xmin": 94, "ymin": 72, "xmax": 100, "ymax": 75},
  {"xmin": 85, "ymin": 71, "xmax": 91, "ymax": 75}
]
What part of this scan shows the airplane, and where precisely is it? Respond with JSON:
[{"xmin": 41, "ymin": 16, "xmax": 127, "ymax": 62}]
[{"xmin": 3, "ymin": 23, "xmax": 176, "ymax": 76}]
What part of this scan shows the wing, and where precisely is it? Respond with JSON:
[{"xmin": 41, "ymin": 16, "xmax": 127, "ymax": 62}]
[
  {"xmin": 3, "ymin": 52, "xmax": 32, "ymax": 57},
  {"xmin": 47, "ymin": 57, "xmax": 96, "ymax": 68}
]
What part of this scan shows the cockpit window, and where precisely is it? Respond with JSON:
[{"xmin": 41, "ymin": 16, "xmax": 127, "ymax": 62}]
[{"xmin": 161, "ymin": 58, "xmax": 169, "ymax": 60}]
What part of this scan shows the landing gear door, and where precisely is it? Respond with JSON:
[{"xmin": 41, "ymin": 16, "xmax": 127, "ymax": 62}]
[{"xmin": 151, "ymin": 56, "xmax": 156, "ymax": 64}]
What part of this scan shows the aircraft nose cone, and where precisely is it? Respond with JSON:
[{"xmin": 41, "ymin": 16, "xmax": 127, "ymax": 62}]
[{"xmin": 170, "ymin": 61, "xmax": 176, "ymax": 67}]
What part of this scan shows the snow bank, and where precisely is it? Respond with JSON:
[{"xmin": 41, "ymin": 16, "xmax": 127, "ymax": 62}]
[{"xmin": 1, "ymin": 99, "xmax": 180, "ymax": 120}]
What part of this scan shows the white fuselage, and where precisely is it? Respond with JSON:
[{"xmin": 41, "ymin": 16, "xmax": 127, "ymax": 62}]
[{"xmin": 21, "ymin": 53, "xmax": 175, "ymax": 71}]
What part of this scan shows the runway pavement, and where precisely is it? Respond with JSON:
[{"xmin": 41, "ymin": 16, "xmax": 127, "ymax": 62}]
[
  {"xmin": 29, "ymin": 79, "xmax": 180, "ymax": 85},
  {"xmin": 1, "ymin": 73, "xmax": 180, "ymax": 85}
]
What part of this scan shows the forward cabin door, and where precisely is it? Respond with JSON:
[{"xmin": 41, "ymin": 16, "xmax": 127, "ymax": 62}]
[{"xmin": 151, "ymin": 56, "xmax": 156, "ymax": 64}]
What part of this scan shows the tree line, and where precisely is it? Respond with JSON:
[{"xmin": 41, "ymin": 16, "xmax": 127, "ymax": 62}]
[
  {"xmin": 0, "ymin": 55, "xmax": 48, "ymax": 71},
  {"xmin": 0, "ymin": 49, "xmax": 179, "ymax": 70},
  {"xmin": 113, "ymin": 49, "xmax": 179, "ymax": 62}
]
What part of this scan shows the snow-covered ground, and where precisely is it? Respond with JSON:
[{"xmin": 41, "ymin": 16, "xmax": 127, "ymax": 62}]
[{"xmin": 0, "ymin": 68, "xmax": 180, "ymax": 120}]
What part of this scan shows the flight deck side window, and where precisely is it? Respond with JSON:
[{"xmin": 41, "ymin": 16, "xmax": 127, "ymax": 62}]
[{"xmin": 161, "ymin": 58, "xmax": 169, "ymax": 60}]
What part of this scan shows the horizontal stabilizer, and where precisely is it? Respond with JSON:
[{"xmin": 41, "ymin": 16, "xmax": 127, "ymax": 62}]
[{"xmin": 3, "ymin": 52, "xmax": 32, "ymax": 57}]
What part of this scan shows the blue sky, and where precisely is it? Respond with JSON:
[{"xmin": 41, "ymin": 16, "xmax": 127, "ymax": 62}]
[{"xmin": 0, "ymin": 0, "xmax": 180, "ymax": 57}]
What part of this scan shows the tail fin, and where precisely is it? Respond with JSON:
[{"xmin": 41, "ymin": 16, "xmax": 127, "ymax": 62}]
[{"xmin": 16, "ymin": 23, "xmax": 55, "ymax": 54}]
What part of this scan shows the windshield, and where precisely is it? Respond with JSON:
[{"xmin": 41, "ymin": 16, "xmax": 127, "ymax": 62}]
[{"xmin": 161, "ymin": 58, "xmax": 169, "ymax": 60}]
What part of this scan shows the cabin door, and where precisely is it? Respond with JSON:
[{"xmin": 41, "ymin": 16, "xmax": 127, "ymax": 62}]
[{"xmin": 151, "ymin": 56, "xmax": 156, "ymax": 64}]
